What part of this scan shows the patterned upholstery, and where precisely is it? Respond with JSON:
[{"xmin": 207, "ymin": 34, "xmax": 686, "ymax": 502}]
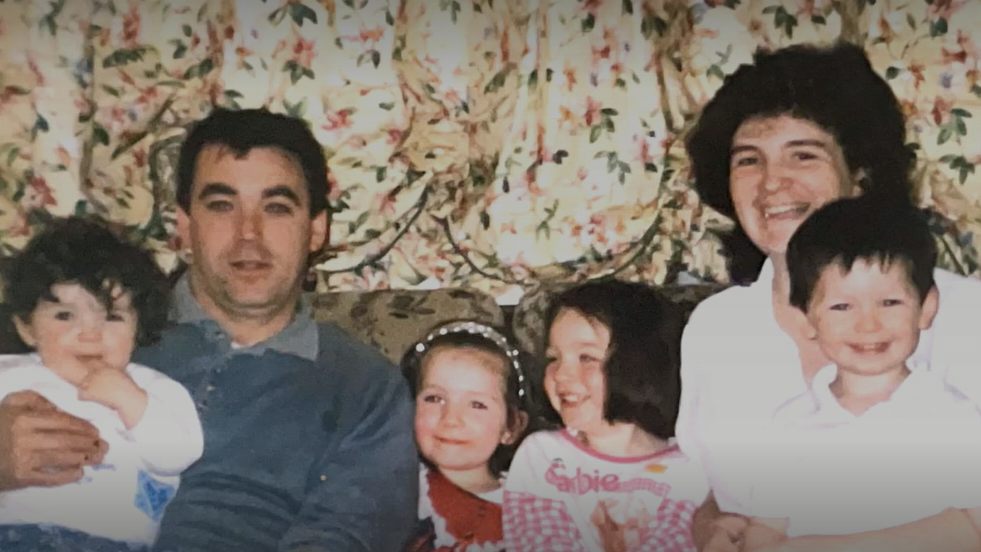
[
  {"xmin": 308, "ymin": 287, "xmax": 505, "ymax": 364},
  {"xmin": 0, "ymin": 285, "xmax": 725, "ymax": 367}
]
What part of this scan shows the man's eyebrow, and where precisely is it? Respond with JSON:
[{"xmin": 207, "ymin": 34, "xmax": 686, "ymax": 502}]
[
  {"xmin": 197, "ymin": 182, "xmax": 238, "ymax": 200},
  {"xmin": 262, "ymin": 185, "xmax": 302, "ymax": 206}
]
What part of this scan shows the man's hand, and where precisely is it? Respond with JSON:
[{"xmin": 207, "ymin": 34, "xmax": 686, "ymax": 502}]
[
  {"xmin": 0, "ymin": 390, "xmax": 106, "ymax": 491},
  {"xmin": 78, "ymin": 368, "xmax": 148, "ymax": 430}
]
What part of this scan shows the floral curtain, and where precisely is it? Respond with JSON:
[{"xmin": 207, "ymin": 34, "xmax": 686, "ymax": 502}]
[{"xmin": 1, "ymin": 0, "xmax": 980, "ymax": 299}]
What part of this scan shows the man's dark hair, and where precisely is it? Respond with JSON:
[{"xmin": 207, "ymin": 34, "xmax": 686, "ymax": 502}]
[
  {"xmin": 685, "ymin": 42, "xmax": 915, "ymax": 283},
  {"xmin": 787, "ymin": 196, "xmax": 936, "ymax": 312},
  {"xmin": 545, "ymin": 280, "xmax": 684, "ymax": 440},
  {"xmin": 4, "ymin": 217, "xmax": 171, "ymax": 346},
  {"xmin": 177, "ymin": 107, "xmax": 330, "ymax": 216}
]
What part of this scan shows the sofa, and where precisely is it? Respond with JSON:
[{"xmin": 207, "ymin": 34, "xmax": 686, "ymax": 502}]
[{"xmin": 0, "ymin": 282, "xmax": 727, "ymax": 408}]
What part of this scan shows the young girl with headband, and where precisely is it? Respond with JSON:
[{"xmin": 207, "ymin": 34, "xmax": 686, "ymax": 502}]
[{"xmin": 400, "ymin": 321, "xmax": 534, "ymax": 552}]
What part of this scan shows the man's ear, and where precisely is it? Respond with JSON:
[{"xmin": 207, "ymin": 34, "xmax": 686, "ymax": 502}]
[
  {"xmin": 919, "ymin": 286, "xmax": 939, "ymax": 330},
  {"xmin": 13, "ymin": 315, "xmax": 37, "ymax": 348},
  {"xmin": 308, "ymin": 210, "xmax": 328, "ymax": 253},
  {"xmin": 501, "ymin": 410, "xmax": 529, "ymax": 446},
  {"xmin": 176, "ymin": 207, "xmax": 192, "ymax": 260}
]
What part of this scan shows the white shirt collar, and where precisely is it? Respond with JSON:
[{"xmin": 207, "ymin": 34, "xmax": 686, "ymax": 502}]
[{"xmin": 810, "ymin": 361, "xmax": 938, "ymax": 416}]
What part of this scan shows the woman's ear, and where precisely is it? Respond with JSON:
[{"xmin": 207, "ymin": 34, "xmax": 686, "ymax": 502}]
[
  {"xmin": 851, "ymin": 168, "xmax": 869, "ymax": 196},
  {"xmin": 501, "ymin": 410, "xmax": 529, "ymax": 445},
  {"xmin": 13, "ymin": 315, "xmax": 37, "ymax": 348}
]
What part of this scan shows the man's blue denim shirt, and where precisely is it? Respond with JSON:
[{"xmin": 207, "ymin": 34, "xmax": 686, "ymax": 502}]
[{"xmin": 133, "ymin": 277, "xmax": 419, "ymax": 552}]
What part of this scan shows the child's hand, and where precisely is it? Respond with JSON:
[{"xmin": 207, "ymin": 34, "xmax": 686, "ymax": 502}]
[
  {"xmin": 77, "ymin": 367, "xmax": 148, "ymax": 430},
  {"xmin": 592, "ymin": 500, "xmax": 627, "ymax": 552}
]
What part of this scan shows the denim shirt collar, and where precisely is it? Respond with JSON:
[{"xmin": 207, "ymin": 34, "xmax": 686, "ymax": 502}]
[{"xmin": 170, "ymin": 274, "xmax": 318, "ymax": 361}]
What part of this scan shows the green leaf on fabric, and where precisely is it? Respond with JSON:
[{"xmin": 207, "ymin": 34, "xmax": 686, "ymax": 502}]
[
  {"xmin": 622, "ymin": 0, "xmax": 633, "ymax": 15},
  {"xmin": 938, "ymin": 126, "xmax": 952, "ymax": 145},
  {"xmin": 885, "ymin": 66, "xmax": 900, "ymax": 79},
  {"xmin": 171, "ymin": 39, "xmax": 188, "ymax": 59},
  {"xmin": 289, "ymin": 3, "xmax": 318, "ymax": 26},
  {"xmin": 590, "ymin": 126, "xmax": 602, "ymax": 144},
  {"xmin": 582, "ymin": 13, "xmax": 595, "ymax": 32},
  {"xmin": 93, "ymin": 125, "xmax": 110, "ymax": 146},
  {"xmin": 183, "ymin": 58, "xmax": 215, "ymax": 79},
  {"xmin": 268, "ymin": 7, "xmax": 286, "ymax": 25},
  {"xmin": 103, "ymin": 47, "xmax": 150, "ymax": 68}
]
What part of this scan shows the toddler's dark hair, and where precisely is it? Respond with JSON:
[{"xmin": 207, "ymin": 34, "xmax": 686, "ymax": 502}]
[{"xmin": 4, "ymin": 216, "xmax": 170, "ymax": 346}]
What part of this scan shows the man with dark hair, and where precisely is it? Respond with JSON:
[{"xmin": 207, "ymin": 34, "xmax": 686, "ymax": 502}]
[{"xmin": 0, "ymin": 108, "xmax": 418, "ymax": 552}]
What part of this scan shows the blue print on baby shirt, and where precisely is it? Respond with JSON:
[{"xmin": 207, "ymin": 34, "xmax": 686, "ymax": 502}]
[{"xmin": 133, "ymin": 471, "xmax": 176, "ymax": 522}]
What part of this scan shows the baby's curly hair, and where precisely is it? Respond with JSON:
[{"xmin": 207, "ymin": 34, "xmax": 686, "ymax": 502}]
[{"xmin": 3, "ymin": 217, "xmax": 170, "ymax": 346}]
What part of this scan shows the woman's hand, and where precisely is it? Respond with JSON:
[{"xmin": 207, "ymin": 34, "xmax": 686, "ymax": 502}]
[{"xmin": 703, "ymin": 514, "xmax": 750, "ymax": 552}]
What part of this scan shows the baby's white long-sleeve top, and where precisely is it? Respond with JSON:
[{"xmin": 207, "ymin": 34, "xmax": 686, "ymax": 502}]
[{"xmin": 0, "ymin": 353, "xmax": 204, "ymax": 544}]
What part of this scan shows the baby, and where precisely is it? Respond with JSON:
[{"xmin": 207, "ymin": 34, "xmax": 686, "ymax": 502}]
[{"xmin": 0, "ymin": 217, "xmax": 203, "ymax": 545}]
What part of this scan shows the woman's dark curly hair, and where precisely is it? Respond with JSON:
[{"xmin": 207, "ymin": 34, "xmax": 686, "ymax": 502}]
[
  {"xmin": 3, "ymin": 216, "xmax": 170, "ymax": 347},
  {"xmin": 685, "ymin": 41, "xmax": 916, "ymax": 283}
]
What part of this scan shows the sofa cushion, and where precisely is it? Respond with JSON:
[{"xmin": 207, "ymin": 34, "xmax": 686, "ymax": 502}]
[{"xmin": 309, "ymin": 287, "xmax": 505, "ymax": 364}]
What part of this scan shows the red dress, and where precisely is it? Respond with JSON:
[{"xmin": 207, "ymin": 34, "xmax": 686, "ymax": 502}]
[{"xmin": 402, "ymin": 465, "xmax": 505, "ymax": 552}]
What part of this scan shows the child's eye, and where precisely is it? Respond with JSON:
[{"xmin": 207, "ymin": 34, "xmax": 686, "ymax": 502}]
[
  {"xmin": 579, "ymin": 354, "xmax": 599, "ymax": 364},
  {"xmin": 829, "ymin": 303, "xmax": 850, "ymax": 311},
  {"xmin": 53, "ymin": 311, "xmax": 73, "ymax": 321},
  {"xmin": 471, "ymin": 401, "xmax": 488, "ymax": 410},
  {"xmin": 882, "ymin": 298, "xmax": 903, "ymax": 307},
  {"xmin": 420, "ymin": 394, "xmax": 443, "ymax": 405},
  {"xmin": 106, "ymin": 312, "xmax": 127, "ymax": 322}
]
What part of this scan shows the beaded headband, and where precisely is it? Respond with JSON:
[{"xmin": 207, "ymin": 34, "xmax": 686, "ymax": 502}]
[{"xmin": 413, "ymin": 320, "xmax": 528, "ymax": 398}]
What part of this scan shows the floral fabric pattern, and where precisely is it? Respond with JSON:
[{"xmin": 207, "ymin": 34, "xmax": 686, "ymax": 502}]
[{"xmin": 1, "ymin": 0, "xmax": 980, "ymax": 297}]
